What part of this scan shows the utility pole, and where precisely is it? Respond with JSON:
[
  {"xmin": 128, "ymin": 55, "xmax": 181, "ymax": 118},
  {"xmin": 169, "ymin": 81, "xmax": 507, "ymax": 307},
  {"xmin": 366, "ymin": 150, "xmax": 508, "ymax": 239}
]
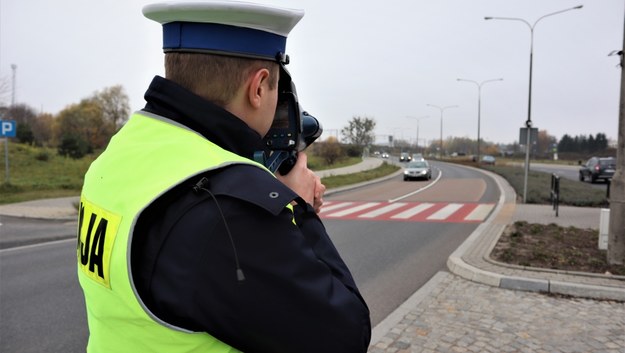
[
  {"xmin": 11, "ymin": 64, "xmax": 17, "ymax": 105},
  {"xmin": 608, "ymin": 12, "xmax": 625, "ymax": 265}
]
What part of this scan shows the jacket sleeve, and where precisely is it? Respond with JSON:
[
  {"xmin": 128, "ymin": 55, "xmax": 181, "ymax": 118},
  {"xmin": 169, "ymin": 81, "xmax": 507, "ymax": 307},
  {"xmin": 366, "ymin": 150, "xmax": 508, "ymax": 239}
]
[{"xmin": 142, "ymin": 167, "xmax": 371, "ymax": 353}]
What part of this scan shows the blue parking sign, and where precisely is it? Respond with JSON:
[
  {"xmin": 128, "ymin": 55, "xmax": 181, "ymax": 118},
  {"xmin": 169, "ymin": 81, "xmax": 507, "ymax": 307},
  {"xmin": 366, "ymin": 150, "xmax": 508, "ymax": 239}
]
[{"xmin": 1, "ymin": 120, "xmax": 16, "ymax": 137}]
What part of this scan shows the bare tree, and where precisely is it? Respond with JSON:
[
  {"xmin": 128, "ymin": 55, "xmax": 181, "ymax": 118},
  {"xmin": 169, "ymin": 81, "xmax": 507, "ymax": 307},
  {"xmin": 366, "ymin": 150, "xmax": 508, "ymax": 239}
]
[
  {"xmin": 56, "ymin": 99, "xmax": 115, "ymax": 152},
  {"xmin": 92, "ymin": 85, "xmax": 130, "ymax": 130},
  {"xmin": 340, "ymin": 116, "xmax": 376, "ymax": 147},
  {"xmin": 317, "ymin": 136, "xmax": 344, "ymax": 165},
  {"xmin": 31, "ymin": 113, "xmax": 55, "ymax": 146}
]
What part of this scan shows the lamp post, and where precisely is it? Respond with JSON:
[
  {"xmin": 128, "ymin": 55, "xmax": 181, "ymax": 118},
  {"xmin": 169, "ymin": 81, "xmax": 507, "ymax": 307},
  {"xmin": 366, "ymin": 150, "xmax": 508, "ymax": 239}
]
[
  {"xmin": 406, "ymin": 116, "xmax": 429, "ymax": 153},
  {"xmin": 485, "ymin": 5, "xmax": 582, "ymax": 203},
  {"xmin": 427, "ymin": 104, "xmax": 458, "ymax": 159},
  {"xmin": 456, "ymin": 78, "xmax": 503, "ymax": 163},
  {"xmin": 10, "ymin": 64, "xmax": 17, "ymax": 106}
]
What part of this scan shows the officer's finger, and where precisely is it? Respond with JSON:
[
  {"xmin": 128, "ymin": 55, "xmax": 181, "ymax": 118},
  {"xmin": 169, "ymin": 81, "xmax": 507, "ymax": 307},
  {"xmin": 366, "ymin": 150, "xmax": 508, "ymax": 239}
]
[{"xmin": 295, "ymin": 152, "xmax": 308, "ymax": 169}]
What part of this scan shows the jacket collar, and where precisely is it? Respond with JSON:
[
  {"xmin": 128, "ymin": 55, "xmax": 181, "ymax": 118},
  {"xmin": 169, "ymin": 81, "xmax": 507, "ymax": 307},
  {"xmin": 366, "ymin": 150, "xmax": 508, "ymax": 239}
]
[{"xmin": 142, "ymin": 76, "xmax": 266, "ymax": 159}]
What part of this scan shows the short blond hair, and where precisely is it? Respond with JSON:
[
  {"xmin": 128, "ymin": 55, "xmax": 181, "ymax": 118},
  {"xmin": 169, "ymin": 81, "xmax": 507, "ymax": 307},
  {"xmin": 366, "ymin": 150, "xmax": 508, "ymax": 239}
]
[{"xmin": 165, "ymin": 52, "xmax": 278, "ymax": 107}]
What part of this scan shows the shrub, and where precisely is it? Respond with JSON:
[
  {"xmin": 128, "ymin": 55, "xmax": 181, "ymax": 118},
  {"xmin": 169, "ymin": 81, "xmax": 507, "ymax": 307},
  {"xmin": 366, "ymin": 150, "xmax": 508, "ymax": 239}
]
[
  {"xmin": 35, "ymin": 152, "xmax": 50, "ymax": 161},
  {"xmin": 58, "ymin": 135, "xmax": 89, "ymax": 159}
]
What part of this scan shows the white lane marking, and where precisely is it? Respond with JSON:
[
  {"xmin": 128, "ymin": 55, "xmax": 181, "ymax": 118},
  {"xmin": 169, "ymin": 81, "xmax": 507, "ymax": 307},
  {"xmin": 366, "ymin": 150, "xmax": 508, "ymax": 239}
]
[
  {"xmin": 319, "ymin": 201, "xmax": 354, "ymax": 214},
  {"xmin": 0, "ymin": 238, "xmax": 75, "ymax": 253},
  {"xmin": 389, "ymin": 168, "xmax": 442, "ymax": 203},
  {"xmin": 427, "ymin": 203, "xmax": 463, "ymax": 220},
  {"xmin": 326, "ymin": 202, "xmax": 380, "ymax": 217},
  {"xmin": 391, "ymin": 203, "xmax": 435, "ymax": 219},
  {"xmin": 464, "ymin": 204, "xmax": 495, "ymax": 221},
  {"xmin": 358, "ymin": 202, "xmax": 407, "ymax": 218}
]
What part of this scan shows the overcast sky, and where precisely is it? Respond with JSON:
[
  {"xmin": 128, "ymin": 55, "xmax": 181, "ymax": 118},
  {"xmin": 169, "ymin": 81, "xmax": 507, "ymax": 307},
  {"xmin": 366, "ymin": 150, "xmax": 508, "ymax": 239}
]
[{"xmin": 1, "ymin": 0, "xmax": 623, "ymax": 146}]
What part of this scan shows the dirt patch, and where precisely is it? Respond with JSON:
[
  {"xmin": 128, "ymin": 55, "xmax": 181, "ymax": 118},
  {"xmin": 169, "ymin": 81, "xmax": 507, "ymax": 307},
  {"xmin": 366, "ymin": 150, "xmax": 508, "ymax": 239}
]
[{"xmin": 491, "ymin": 221, "xmax": 625, "ymax": 276}]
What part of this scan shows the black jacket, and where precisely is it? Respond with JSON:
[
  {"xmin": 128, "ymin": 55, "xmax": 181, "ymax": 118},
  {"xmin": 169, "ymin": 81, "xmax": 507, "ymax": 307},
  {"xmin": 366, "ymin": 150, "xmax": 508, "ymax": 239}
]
[{"xmin": 131, "ymin": 76, "xmax": 371, "ymax": 353}]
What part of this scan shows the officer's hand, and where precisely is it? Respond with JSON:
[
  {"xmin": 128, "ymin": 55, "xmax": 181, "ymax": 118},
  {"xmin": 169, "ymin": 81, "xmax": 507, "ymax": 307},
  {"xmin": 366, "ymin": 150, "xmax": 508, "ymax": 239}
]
[
  {"xmin": 276, "ymin": 152, "xmax": 318, "ymax": 207},
  {"xmin": 313, "ymin": 177, "xmax": 326, "ymax": 214}
]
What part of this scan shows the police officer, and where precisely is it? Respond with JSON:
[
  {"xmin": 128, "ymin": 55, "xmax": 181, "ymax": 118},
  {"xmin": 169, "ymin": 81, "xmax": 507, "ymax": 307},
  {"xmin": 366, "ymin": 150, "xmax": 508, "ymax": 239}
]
[{"xmin": 76, "ymin": 1, "xmax": 371, "ymax": 352}]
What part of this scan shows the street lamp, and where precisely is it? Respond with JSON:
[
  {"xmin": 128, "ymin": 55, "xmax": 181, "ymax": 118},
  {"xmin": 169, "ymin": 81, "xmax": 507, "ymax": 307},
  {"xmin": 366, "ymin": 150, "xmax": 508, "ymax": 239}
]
[
  {"xmin": 485, "ymin": 5, "xmax": 583, "ymax": 203},
  {"xmin": 456, "ymin": 78, "xmax": 503, "ymax": 163},
  {"xmin": 406, "ymin": 115, "xmax": 429, "ymax": 152},
  {"xmin": 427, "ymin": 104, "xmax": 458, "ymax": 159}
]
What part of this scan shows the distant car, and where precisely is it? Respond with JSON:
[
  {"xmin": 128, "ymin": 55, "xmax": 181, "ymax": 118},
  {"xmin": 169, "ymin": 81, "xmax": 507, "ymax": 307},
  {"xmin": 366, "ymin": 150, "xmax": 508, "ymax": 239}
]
[
  {"xmin": 412, "ymin": 153, "xmax": 424, "ymax": 162},
  {"xmin": 399, "ymin": 152, "xmax": 412, "ymax": 162},
  {"xmin": 381, "ymin": 151, "xmax": 389, "ymax": 158},
  {"xmin": 481, "ymin": 155, "xmax": 496, "ymax": 165},
  {"xmin": 579, "ymin": 157, "xmax": 616, "ymax": 183},
  {"xmin": 403, "ymin": 160, "xmax": 432, "ymax": 181}
]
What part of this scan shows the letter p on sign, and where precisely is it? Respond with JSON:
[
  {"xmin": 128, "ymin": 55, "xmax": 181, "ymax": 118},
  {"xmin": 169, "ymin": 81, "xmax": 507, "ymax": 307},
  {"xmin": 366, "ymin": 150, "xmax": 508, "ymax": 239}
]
[{"xmin": 1, "ymin": 120, "xmax": 16, "ymax": 137}]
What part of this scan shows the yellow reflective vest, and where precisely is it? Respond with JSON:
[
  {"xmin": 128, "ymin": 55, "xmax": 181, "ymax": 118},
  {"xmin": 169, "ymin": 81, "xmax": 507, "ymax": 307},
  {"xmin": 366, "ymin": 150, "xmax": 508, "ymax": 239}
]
[{"xmin": 77, "ymin": 111, "xmax": 267, "ymax": 352}]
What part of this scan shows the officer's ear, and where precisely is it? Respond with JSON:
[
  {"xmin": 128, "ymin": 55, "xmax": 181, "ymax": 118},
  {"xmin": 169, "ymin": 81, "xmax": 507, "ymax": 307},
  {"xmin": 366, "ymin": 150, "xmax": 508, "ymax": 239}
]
[{"xmin": 247, "ymin": 68, "xmax": 272, "ymax": 109}]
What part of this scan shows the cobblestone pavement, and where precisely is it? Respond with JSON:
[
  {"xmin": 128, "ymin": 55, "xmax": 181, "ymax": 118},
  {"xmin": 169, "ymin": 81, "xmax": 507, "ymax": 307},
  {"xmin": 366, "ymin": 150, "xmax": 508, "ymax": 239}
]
[{"xmin": 369, "ymin": 272, "xmax": 625, "ymax": 353}]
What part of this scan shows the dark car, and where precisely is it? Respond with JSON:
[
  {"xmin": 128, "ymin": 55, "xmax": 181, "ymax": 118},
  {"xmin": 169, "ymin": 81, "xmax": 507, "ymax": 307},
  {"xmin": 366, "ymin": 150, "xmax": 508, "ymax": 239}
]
[
  {"xmin": 399, "ymin": 152, "xmax": 412, "ymax": 162},
  {"xmin": 403, "ymin": 160, "xmax": 432, "ymax": 181},
  {"xmin": 579, "ymin": 157, "xmax": 616, "ymax": 183}
]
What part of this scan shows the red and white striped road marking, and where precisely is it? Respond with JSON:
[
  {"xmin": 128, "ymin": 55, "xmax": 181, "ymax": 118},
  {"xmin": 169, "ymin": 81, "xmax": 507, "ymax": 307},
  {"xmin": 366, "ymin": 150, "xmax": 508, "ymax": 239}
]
[{"xmin": 320, "ymin": 201, "xmax": 495, "ymax": 223}]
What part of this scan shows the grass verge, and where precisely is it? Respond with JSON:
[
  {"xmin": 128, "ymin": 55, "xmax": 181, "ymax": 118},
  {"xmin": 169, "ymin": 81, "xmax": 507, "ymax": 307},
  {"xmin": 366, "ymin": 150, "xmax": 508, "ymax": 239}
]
[
  {"xmin": 307, "ymin": 155, "xmax": 362, "ymax": 171},
  {"xmin": 321, "ymin": 162, "xmax": 399, "ymax": 189},
  {"xmin": 443, "ymin": 158, "xmax": 608, "ymax": 207},
  {"xmin": 481, "ymin": 164, "xmax": 608, "ymax": 207},
  {"xmin": 0, "ymin": 144, "xmax": 97, "ymax": 204}
]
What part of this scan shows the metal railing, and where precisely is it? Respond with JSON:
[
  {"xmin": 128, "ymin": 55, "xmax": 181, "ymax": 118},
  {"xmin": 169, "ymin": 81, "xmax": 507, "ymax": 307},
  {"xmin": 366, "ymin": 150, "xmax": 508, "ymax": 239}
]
[{"xmin": 550, "ymin": 173, "xmax": 560, "ymax": 217}]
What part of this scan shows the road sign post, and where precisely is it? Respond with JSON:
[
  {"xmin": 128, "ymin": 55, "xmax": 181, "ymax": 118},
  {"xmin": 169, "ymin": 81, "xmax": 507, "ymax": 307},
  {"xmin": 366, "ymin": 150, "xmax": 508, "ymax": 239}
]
[
  {"xmin": 1, "ymin": 120, "xmax": 17, "ymax": 184},
  {"xmin": 519, "ymin": 125, "xmax": 537, "ymax": 203}
]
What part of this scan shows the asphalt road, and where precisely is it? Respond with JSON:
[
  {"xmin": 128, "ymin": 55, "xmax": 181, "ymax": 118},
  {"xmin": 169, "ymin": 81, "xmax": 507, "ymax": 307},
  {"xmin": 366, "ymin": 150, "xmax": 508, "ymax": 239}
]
[
  {"xmin": 323, "ymin": 161, "xmax": 500, "ymax": 324},
  {"xmin": 0, "ymin": 240, "xmax": 88, "ymax": 353},
  {"xmin": 0, "ymin": 216, "xmax": 76, "ymax": 249}
]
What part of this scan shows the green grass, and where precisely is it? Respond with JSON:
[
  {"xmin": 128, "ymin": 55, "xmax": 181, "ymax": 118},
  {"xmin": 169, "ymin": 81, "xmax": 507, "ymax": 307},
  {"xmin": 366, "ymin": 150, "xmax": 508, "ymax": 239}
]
[
  {"xmin": 439, "ymin": 157, "xmax": 608, "ymax": 207},
  {"xmin": 321, "ymin": 162, "xmax": 400, "ymax": 189},
  {"xmin": 306, "ymin": 155, "xmax": 362, "ymax": 170},
  {"xmin": 0, "ymin": 143, "xmax": 97, "ymax": 204}
]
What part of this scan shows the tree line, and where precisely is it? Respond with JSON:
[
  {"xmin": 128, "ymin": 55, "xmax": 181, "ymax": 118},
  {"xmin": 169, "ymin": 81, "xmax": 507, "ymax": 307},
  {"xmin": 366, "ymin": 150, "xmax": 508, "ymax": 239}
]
[
  {"xmin": 557, "ymin": 133, "xmax": 609, "ymax": 154},
  {"xmin": 2, "ymin": 94, "xmax": 611, "ymax": 163},
  {"xmin": 327, "ymin": 116, "xmax": 614, "ymax": 161},
  {"xmin": 1, "ymin": 85, "xmax": 130, "ymax": 158}
]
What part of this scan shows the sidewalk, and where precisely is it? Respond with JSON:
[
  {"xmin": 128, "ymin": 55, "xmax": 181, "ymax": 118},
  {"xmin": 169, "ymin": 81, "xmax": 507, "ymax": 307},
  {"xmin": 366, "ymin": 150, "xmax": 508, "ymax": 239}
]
[{"xmin": 1, "ymin": 158, "xmax": 624, "ymax": 352}]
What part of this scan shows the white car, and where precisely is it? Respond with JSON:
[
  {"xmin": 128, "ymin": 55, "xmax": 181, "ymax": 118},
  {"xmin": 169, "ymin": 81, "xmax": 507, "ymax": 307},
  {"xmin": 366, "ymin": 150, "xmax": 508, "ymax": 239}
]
[
  {"xmin": 403, "ymin": 160, "xmax": 432, "ymax": 181},
  {"xmin": 412, "ymin": 153, "xmax": 424, "ymax": 162}
]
